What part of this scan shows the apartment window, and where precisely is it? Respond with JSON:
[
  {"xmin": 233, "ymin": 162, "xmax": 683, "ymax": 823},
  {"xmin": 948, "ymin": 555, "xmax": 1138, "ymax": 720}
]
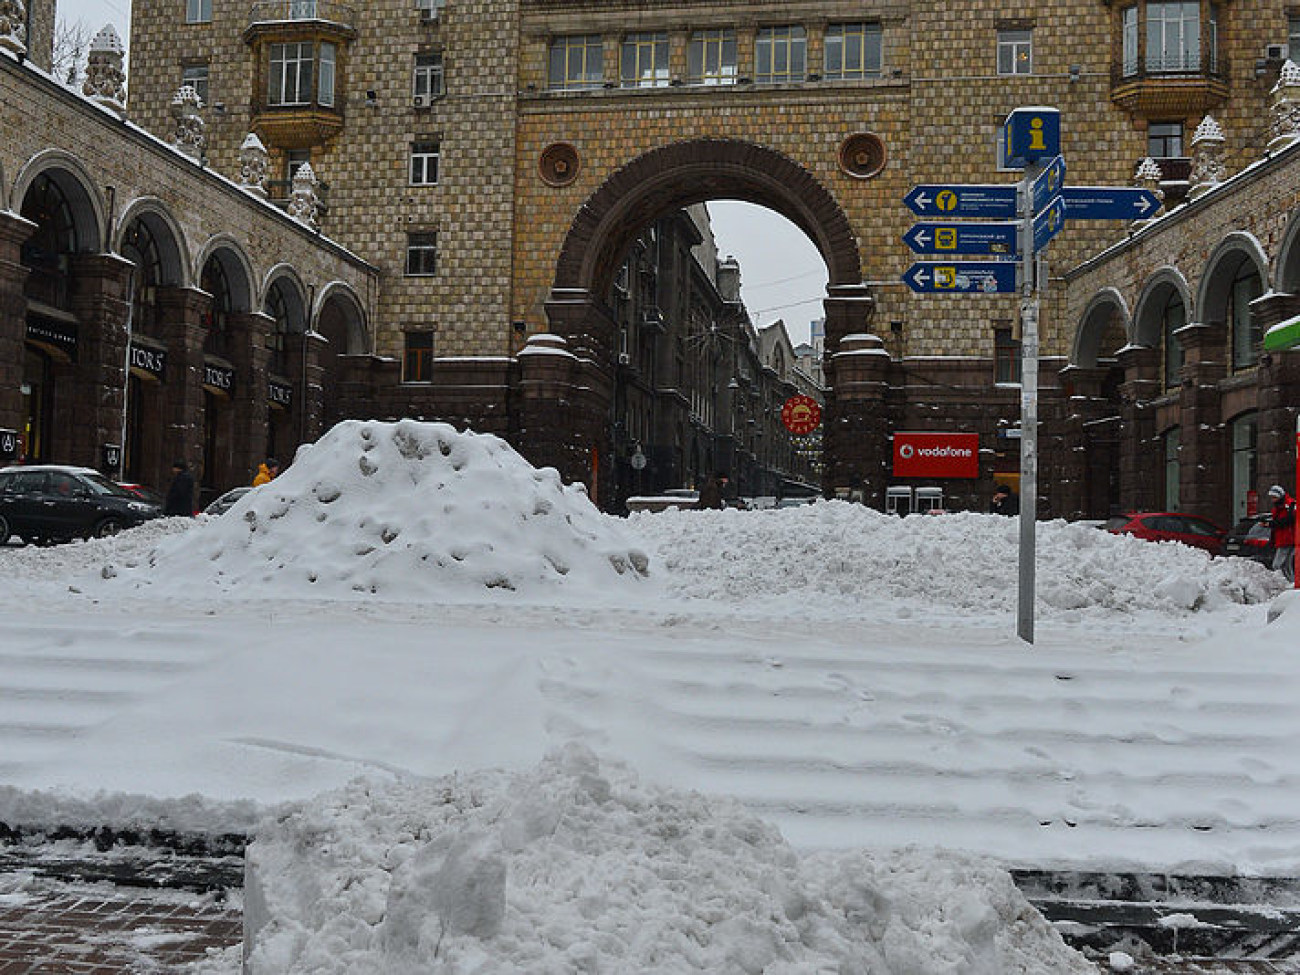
[
  {"xmin": 1161, "ymin": 290, "xmax": 1185, "ymax": 389},
  {"xmin": 1147, "ymin": 121, "xmax": 1183, "ymax": 158},
  {"xmin": 288, "ymin": 0, "xmax": 317, "ymax": 17},
  {"xmin": 1122, "ymin": 6, "xmax": 1139, "ymax": 75},
  {"xmin": 410, "ymin": 141, "xmax": 440, "ymax": 185},
  {"xmin": 755, "ymin": 26, "xmax": 806, "ymax": 84},
  {"xmin": 185, "ymin": 0, "xmax": 211, "ymax": 24},
  {"xmin": 688, "ymin": 29, "xmax": 737, "ymax": 85},
  {"xmin": 269, "ymin": 42, "xmax": 314, "ymax": 105},
  {"xmin": 403, "ymin": 332, "xmax": 434, "ymax": 382},
  {"xmin": 1290, "ymin": 15, "xmax": 1300, "ymax": 59},
  {"xmin": 406, "ymin": 232, "xmax": 438, "ymax": 276},
  {"xmin": 997, "ymin": 29, "xmax": 1032, "ymax": 75},
  {"xmin": 416, "ymin": 0, "xmax": 446, "ymax": 20},
  {"xmin": 994, "ymin": 327, "xmax": 1021, "ymax": 384},
  {"xmin": 1147, "ymin": 2, "xmax": 1201, "ymax": 72},
  {"xmin": 548, "ymin": 34, "xmax": 603, "ymax": 90},
  {"xmin": 621, "ymin": 32, "xmax": 668, "ymax": 88},
  {"xmin": 181, "ymin": 62, "xmax": 209, "ymax": 105},
  {"xmin": 318, "ymin": 42, "xmax": 336, "ymax": 107},
  {"xmin": 286, "ymin": 149, "xmax": 311, "ymax": 181},
  {"xmin": 413, "ymin": 51, "xmax": 444, "ymax": 99},
  {"xmin": 824, "ymin": 22, "xmax": 882, "ymax": 79}
]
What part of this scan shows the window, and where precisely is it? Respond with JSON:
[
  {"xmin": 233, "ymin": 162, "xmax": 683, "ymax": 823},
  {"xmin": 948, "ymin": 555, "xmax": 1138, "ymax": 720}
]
[
  {"xmin": 997, "ymin": 29, "xmax": 1032, "ymax": 75},
  {"xmin": 1147, "ymin": 2, "xmax": 1200, "ymax": 72},
  {"xmin": 621, "ymin": 32, "xmax": 668, "ymax": 88},
  {"xmin": 318, "ymin": 42, "xmax": 336, "ymax": 107},
  {"xmin": 688, "ymin": 29, "xmax": 737, "ymax": 85},
  {"xmin": 403, "ymin": 331, "xmax": 434, "ymax": 382},
  {"xmin": 824, "ymin": 22, "xmax": 882, "ymax": 80},
  {"xmin": 269, "ymin": 42, "xmax": 314, "ymax": 105},
  {"xmin": 185, "ymin": 0, "xmax": 211, "ymax": 24},
  {"xmin": 1230, "ymin": 258, "xmax": 1263, "ymax": 370},
  {"xmin": 1231, "ymin": 413, "xmax": 1257, "ymax": 522},
  {"xmin": 755, "ymin": 26, "xmax": 806, "ymax": 84},
  {"xmin": 410, "ymin": 141, "xmax": 440, "ymax": 185},
  {"xmin": 414, "ymin": 51, "xmax": 444, "ymax": 99},
  {"xmin": 994, "ymin": 327, "xmax": 1021, "ymax": 384},
  {"xmin": 286, "ymin": 149, "xmax": 311, "ymax": 181},
  {"xmin": 417, "ymin": 0, "xmax": 446, "ymax": 20},
  {"xmin": 288, "ymin": 0, "xmax": 317, "ymax": 17},
  {"xmin": 181, "ymin": 62, "xmax": 209, "ymax": 105},
  {"xmin": 1290, "ymin": 15, "xmax": 1300, "ymax": 59},
  {"xmin": 1122, "ymin": 6, "xmax": 1139, "ymax": 76},
  {"xmin": 548, "ymin": 35, "xmax": 603, "ymax": 90},
  {"xmin": 1147, "ymin": 121, "xmax": 1183, "ymax": 158},
  {"xmin": 1161, "ymin": 290, "xmax": 1185, "ymax": 389},
  {"xmin": 1163, "ymin": 426, "xmax": 1181, "ymax": 510},
  {"xmin": 406, "ymin": 232, "xmax": 437, "ymax": 276}
]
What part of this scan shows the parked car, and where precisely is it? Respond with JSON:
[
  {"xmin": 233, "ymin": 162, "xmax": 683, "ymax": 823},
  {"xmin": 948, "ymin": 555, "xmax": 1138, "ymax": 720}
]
[
  {"xmin": 0, "ymin": 465, "xmax": 163, "ymax": 545},
  {"xmin": 1104, "ymin": 511, "xmax": 1226, "ymax": 556},
  {"xmin": 1223, "ymin": 514, "xmax": 1275, "ymax": 567},
  {"xmin": 117, "ymin": 482, "xmax": 166, "ymax": 508},
  {"xmin": 203, "ymin": 485, "xmax": 254, "ymax": 516},
  {"xmin": 625, "ymin": 489, "xmax": 699, "ymax": 514}
]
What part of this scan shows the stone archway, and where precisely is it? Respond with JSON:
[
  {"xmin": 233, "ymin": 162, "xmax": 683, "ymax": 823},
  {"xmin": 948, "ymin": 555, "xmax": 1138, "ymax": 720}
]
[{"xmin": 530, "ymin": 138, "xmax": 872, "ymax": 503}]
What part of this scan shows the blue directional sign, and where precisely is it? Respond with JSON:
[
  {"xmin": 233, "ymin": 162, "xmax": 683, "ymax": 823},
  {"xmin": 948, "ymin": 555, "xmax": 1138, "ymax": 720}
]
[
  {"xmin": 902, "ymin": 261, "xmax": 1019, "ymax": 295},
  {"xmin": 1030, "ymin": 156, "xmax": 1066, "ymax": 213},
  {"xmin": 1032, "ymin": 195, "xmax": 1067, "ymax": 253},
  {"xmin": 904, "ymin": 184, "xmax": 1018, "ymax": 219},
  {"xmin": 1062, "ymin": 186, "xmax": 1161, "ymax": 220},
  {"xmin": 902, "ymin": 221, "xmax": 1018, "ymax": 256},
  {"xmin": 1002, "ymin": 107, "xmax": 1061, "ymax": 169}
]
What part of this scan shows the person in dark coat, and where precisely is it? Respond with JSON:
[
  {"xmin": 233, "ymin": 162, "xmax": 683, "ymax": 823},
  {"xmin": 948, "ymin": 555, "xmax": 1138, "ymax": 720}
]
[
  {"xmin": 990, "ymin": 483, "xmax": 1020, "ymax": 516},
  {"xmin": 164, "ymin": 460, "xmax": 195, "ymax": 517},
  {"xmin": 696, "ymin": 472, "xmax": 727, "ymax": 510}
]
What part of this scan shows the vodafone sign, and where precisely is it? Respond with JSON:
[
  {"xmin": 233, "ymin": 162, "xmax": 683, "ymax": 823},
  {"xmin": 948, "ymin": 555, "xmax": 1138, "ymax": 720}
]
[{"xmin": 893, "ymin": 432, "xmax": 980, "ymax": 479}]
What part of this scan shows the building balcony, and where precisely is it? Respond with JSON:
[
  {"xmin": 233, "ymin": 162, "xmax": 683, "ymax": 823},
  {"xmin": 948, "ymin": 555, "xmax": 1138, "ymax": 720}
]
[
  {"xmin": 247, "ymin": 0, "xmax": 355, "ymax": 30},
  {"xmin": 250, "ymin": 104, "xmax": 344, "ymax": 150},
  {"xmin": 1110, "ymin": 52, "xmax": 1229, "ymax": 117}
]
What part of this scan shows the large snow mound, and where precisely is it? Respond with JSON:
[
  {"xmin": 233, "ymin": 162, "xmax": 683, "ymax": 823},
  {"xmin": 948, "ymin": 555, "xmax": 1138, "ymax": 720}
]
[
  {"xmin": 117, "ymin": 421, "xmax": 650, "ymax": 599},
  {"xmin": 243, "ymin": 745, "xmax": 1095, "ymax": 975},
  {"xmin": 631, "ymin": 502, "xmax": 1284, "ymax": 621}
]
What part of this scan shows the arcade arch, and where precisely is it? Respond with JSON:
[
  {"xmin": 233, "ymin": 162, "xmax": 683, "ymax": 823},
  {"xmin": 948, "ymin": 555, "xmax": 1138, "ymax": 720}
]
[
  {"xmin": 1197, "ymin": 234, "xmax": 1269, "ymax": 372},
  {"xmin": 314, "ymin": 283, "xmax": 369, "ymax": 431},
  {"xmin": 1132, "ymin": 270, "xmax": 1192, "ymax": 391}
]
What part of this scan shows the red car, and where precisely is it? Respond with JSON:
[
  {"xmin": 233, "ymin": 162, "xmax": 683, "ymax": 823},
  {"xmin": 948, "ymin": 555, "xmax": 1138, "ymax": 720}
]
[{"xmin": 1105, "ymin": 511, "xmax": 1226, "ymax": 556}]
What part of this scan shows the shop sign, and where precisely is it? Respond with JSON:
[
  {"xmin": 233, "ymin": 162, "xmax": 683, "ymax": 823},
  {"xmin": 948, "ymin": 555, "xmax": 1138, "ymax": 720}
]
[
  {"xmin": 204, "ymin": 363, "xmax": 235, "ymax": 393},
  {"xmin": 26, "ymin": 317, "xmax": 78, "ymax": 361},
  {"xmin": 781, "ymin": 395, "xmax": 822, "ymax": 435},
  {"xmin": 268, "ymin": 379, "xmax": 294, "ymax": 407},
  {"xmin": 129, "ymin": 344, "xmax": 167, "ymax": 380},
  {"xmin": 892, "ymin": 432, "xmax": 980, "ymax": 479}
]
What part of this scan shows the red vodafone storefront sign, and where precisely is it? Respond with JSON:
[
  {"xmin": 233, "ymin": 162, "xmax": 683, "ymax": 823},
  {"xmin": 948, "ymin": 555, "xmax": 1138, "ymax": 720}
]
[{"xmin": 893, "ymin": 432, "xmax": 980, "ymax": 479}]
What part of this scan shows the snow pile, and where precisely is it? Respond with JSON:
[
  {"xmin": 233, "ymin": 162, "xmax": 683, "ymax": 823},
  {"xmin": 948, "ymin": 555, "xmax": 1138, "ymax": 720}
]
[
  {"xmin": 118, "ymin": 421, "xmax": 650, "ymax": 599},
  {"xmin": 243, "ymin": 745, "xmax": 1095, "ymax": 975},
  {"xmin": 631, "ymin": 502, "xmax": 1284, "ymax": 621}
]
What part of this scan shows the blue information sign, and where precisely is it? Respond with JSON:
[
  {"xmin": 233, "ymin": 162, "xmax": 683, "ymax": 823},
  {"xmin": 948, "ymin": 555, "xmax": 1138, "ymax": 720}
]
[
  {"xmin": 1002, "ymin": 107, "xmax": 1061, "ymax": 169},
  {"xmin": 1029, "ymin": 156, "xmax": 1066, "ymax": 213},
  {"xmin": 902, "ymin": 261, "xmax": 1019, "ymax": 295},
  {"xmin": 904, "ymin": 184, "xmax": 1018, "ymax": 219},
  {"xmin": 1061, "ymin": 186, "xmax": 1161, "ymax": 220},
  {"xmin": 902, "ymin": 221, "xmax": 1018, "ymax": 256},
  {"xmin": 1032, "ymin": 195, "xmax": 1067, "ymax": 253}
]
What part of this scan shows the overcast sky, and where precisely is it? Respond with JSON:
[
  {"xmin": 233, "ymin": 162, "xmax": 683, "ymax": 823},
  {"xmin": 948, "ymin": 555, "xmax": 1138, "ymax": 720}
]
[{"xmin": 54, "ymin": 1, "xmax": 831, "ymax": 347}]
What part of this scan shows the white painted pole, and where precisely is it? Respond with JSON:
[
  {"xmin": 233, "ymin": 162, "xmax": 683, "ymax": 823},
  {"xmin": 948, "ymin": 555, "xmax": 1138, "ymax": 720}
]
[{"xmin": 1017, "ymin": 166, "xmax": 1042, "ymax": 645}]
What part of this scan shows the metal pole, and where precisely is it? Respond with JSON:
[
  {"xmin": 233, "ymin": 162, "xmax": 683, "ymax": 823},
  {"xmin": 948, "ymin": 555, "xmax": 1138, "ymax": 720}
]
[
  {"xmin": 1294, "ymin": 414, "xmax": 1299, "ymax": 589},
  {"xmin": 1016, "ymin": 166, "xmax": 1042, "ymax": 645}
]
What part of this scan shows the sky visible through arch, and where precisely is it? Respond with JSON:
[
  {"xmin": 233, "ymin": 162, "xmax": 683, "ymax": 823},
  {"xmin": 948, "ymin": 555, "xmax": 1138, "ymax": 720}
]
[{"xmin": 56, "ymin": 1, "xmax": 832, "ymax": 347}]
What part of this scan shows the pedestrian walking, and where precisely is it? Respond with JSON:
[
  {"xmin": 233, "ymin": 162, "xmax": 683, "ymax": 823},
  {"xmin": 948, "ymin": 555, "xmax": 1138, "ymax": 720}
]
[
  {"xmin": 990, "ymin": 483, "xmax": 1020, "ymax": 516},
  {"xmin": 164, "ymin": 460, "xmax": 195, "ymax": 517},
  {"xmin": 1267, "ymin": 484, "xmax": 1296, "ymax": 584},
  {"xmin": 696, "ymin": 472, "xmax": 727, "ymax": 510},
  {"xmin": 252, "ymin": 457, "xmax": 280, "ymax": 487}
]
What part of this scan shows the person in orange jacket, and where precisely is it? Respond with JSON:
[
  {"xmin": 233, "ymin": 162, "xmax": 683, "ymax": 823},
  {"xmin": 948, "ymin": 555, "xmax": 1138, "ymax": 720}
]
[
  {"xmin": 1267, "ymin": 484, "xmax": 1296, "ymax": 583},
  {"xmin": 252, "ymin": 457, "xmax": 280, "ymax": 487}
]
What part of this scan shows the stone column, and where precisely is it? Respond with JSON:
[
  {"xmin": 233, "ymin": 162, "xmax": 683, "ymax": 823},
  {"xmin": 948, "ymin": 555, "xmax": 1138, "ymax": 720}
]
[
  {"xmin": 227, "ymin": 310, "xmax": 274, "ymax": 479},
  {"xmin": 827, "ymin": 332, "xmax": 891, "ymax": 504},
  {"xmin": 67, "ymin": 253, "xmax": 134, "ymax": 468},
  {"xmin": 156, "ymin": 285, "xmax": 211, "ymax": 477},
  {"xmin": 0, "ymin": 211, "xmax": 36, "ymax": 437},
  {"xmin": 1116, "ymin": 346, "xmax": 1161, "ymax": 513},
  {"xmin": 1174, "ymin": 322, "xmax": 1227, "ymax": 519},
  {"xmin": 1257, "ymin": 349, "xmax": 1300, "ymax": 492},
  {"xmin": 1058, "ymin": 364, "xmax": 1117, "ymax": 518}
]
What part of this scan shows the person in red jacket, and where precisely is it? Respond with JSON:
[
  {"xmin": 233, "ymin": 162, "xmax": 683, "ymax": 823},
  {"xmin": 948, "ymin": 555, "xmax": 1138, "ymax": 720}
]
[{"xmin": 1267, "ymin": 484, "xmax": 1296, "ymax": 583}]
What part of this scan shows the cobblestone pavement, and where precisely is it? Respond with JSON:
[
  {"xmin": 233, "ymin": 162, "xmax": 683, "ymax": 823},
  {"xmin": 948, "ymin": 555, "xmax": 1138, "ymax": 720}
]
[{"xmin": 0, "ymin": 877, "xmax": 241, "ymax": 974}]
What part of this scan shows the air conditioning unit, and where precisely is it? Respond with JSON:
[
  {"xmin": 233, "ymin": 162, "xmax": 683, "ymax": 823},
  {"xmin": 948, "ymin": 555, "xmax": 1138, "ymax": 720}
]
[
  {"xmin": 617, "ymin": 353, "xmax": 631, "ymax": 365},
  {"xmin": 1266, "ymin": 43, "xmax": 1288, "ymax": 62},
  {"xmin": 413, "ymin": 94, "xmax": 428, "ymax": 107}
]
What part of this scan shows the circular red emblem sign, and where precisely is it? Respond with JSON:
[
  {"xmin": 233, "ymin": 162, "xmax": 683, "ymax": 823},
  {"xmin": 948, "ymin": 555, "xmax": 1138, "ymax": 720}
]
[{"xmin": 781, "ymin": 395, "xmax": 822, "ymax": 435}]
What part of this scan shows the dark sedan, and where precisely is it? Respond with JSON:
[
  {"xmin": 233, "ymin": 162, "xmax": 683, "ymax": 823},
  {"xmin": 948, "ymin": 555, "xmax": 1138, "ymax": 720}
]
[
  {"xmin": 0, "ymin": 465, "xmax": 163, "ymax": 545},
  {"xmin": 1223, "ymin": 514, "xmax": 1275, "ymax": 567}
]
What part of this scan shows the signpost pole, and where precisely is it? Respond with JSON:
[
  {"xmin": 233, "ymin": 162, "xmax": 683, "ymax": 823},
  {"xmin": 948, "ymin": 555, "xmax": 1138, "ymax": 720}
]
[
  {"xmin": 1017, "ymin": 165, "xmax": 1042, "ymax": 645},
  {"xmin": 1295, "ymin": 415, "xmax": 1299, "ymax": 589}
]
